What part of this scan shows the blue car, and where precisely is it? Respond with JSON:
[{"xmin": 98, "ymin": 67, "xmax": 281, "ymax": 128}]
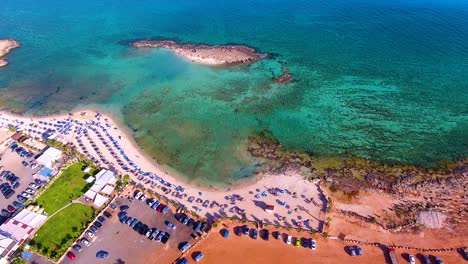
[
  {"xmin": 356, "ymin": 246, "xmax": 363, "ymax": 256},
  {"xmin": 194, "ymin": 252, "xmax": 204, "ymax": 262},
  {"xmin": 98, "ymin": 216, "xmax": 106, "ymax": 223},
  {"xmin": 349, "ymin": 246, "xmax": 356, "ymax": 256},
  {"xmin": 252, "ymin": 229, "xmax": 258, "ymax": 239}
]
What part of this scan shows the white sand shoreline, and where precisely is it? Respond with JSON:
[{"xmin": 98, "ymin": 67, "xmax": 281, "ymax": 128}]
[{"xmin": 0, "ymin": 108, "xmax": 325, "ymax": 230}]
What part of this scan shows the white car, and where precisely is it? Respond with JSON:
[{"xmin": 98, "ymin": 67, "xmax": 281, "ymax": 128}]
[
  {"xmin": 134, "ymin": 191, "xmax": 143, "ymax": 200},
  {"xmin": 21, "ymin": 192, "xmax": 32, "ymax": 198},
  {"xmin": 140, "ymin": 194, "xmax": 147, "ymax": 201},
  {"xmin": 311, "ymin": 239, "xmax": 316, "ymax": 250},
  {"xmin": 409, "ymin": 254, "xmax": 415, "ymax": 264},
  {"xmin": 286, "ymin": 235, "xmax": 292, "ymax": 245},
  {"xmin": 85, "ymin": 231, "xmax": 94, "ymax": 238}
]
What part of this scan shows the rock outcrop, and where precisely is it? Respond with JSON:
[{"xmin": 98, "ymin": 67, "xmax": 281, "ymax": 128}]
[
  {"xmin": 127, "ymin": 39, "xmax": 268, "ymax": 66},
  {"xmin": 0, "ymin": 39, "xmax": 20, "ymax": 67}
]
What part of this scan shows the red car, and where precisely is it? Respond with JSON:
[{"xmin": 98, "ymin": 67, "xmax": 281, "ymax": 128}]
[
  {"xmin": 66, "ymin": 251, "xmax": 76, "ymax": 260},
  {"xmin": 156, "ymin": 204, "xmax": 165, "ymax": 212},
  {"xmin": 7, "ymin": 205, "xmax": 16, "ymax": 213}
]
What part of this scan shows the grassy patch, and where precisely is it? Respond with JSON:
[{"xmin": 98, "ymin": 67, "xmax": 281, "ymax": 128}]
[
  {"xmin": 30, "ymin": 204, "xmax": 95, "ymax": 260},
  {"xmin": 35, "ymin": 162, "xmax": 92, "ymax": 214}
]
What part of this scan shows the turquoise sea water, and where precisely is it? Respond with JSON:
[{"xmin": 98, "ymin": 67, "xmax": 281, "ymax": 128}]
[{"xmin": 1, "ymin": 0, "xmax": 467, "ymax": 185}]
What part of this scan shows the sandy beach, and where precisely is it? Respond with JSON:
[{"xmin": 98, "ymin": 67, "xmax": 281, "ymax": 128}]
[
  {"xmin": 0, "ymin": 109, "xmax": 326, "ymax": 233},
  {"xmin": 128, "ymin": 39, "xmax": 268, "ymax": 66},
  {"xmin": 0, "ymin": 39, "xmax": 20, "ymax": 67}
]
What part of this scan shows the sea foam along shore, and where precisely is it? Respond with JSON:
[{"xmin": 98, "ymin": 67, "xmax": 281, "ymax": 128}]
[
  {"xmin": 128, "ymin": 39, "xmax": 268, "ymax": 66},
  {"xmin": 0, "ymin": 109, "xmax": 326, "ymax": 231},
  {"xmin": 0, "ymin": 39, "xmax": 20, "ymax": 67}
]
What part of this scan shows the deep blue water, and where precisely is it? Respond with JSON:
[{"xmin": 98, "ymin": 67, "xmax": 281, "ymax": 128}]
[{"xmin": 1, "ymin": 0, "xmax": 467, "ymax": 185}]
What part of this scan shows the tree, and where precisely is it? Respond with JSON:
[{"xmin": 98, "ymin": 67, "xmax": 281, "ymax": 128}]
[
  {"xmin": 11, "ymin": 257, "xmax": 26, "ymax": 264},
  {"xmin": 322, "ymin": 232, "xmax": 329, "ymax": 238}
]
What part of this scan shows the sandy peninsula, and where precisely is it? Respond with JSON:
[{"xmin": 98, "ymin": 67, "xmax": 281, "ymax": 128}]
[
  {"xmin": 0, "ymin": 39, "xmax": 20, "ymax": 67},
  {"xmin": 128, "ymin": 39, "xmax": 268, "ymax": 66}
]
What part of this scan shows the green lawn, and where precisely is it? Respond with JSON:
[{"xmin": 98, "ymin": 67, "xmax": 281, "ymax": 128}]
[
  {"xmin": 31, "ymin": 203, "xmax": 96, "ymax": 260},
  {"xmin": 35, "ymin": 162, "xmax": 92, "ymax": 214}
]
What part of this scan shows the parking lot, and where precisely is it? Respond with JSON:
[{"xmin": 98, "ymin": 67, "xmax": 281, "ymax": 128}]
[
  {"xmin": 61, "ymin": 196, "xmax": 197, "ymax": 264},
  {"xmin": 0, "ymin": 146, "xmax": 41, "ymax": 217}
]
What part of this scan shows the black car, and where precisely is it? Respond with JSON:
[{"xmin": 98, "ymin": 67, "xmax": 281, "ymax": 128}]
[
  {"xmin": 120, "ymin": 215, "xmax": 129, "ymax": 223},
  {"xmin": 89, "ymin": 225, "xmax": 98, "ymax": 232},
  {"xmin": 103, "ymin": 211, "xmax": 112, "ymax": 218},
  {"xmin": 12, "ymin": 182, "xmax": 20, "ymax": 189},
  {"xmin": 72, "ymin": 244, "xmax": 82, "ymax": 252},
  {"xmin": 93, "ymin": 221, "xmax": 102, "ymax": 228},
  {"xmin": 4, "ymin": 190, "xmax": 14, "ymax": 199},
  {"xmin": 34, "ymin": 179, "xmax": 43, "ymax": 185},
  {"xmin": 161, "ymin": 233, "xmax": 171, "ymax": 244},
  {"xmin": 133, "ymin": 221, "xmax": 142, "ymax": 231},
  {"xmin": 1, "ymin": 209, "xmax": 11, "ymax": 217},
  {"xmin": 120, "ymin": 205, "xmax": 129, "ymax": 212},
  {"xmin": 187, "ymin": 218, "xmax": 195, "ymax": 228},
  {"xmin": 138, "ymin": 224, "xmax": 149, "ymax": 235},
  {"xmin": 21, "ymin": 161, "xmax": 28, "ymax": 167}
]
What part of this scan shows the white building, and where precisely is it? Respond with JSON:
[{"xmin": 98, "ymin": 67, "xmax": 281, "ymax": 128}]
[
  {"xmin": 36, "ymin": 147, "xmax": 62, "ymax": 167},
  {"xmin": 83, "ymin": 169, "xmax": 117, "ymax": 208},
  {"xmin": 0, "ymin": 210, "xmax": 47, "ymax": 262}
]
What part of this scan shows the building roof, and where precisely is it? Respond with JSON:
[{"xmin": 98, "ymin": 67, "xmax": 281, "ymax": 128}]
[
  {"xmin": 36, "ymin": 147, "xmax": 62, "ymax": 167},
  {"xmin": 12, "ymin": 209, "xmax": 47, "ymax": 229},
  {"xmin": 0, "ymin": 219, "xmax": 33, "ymax": 243},
  {"xmin": 84, "ymin": 189, "xmax": 97, "ymax": 200},
  {"xmin": 90, "ymin": 169, "xmax": 116, "ymax": 193},
  {"xmin": 93, "ymin": 194, "xmax": 109, "ymax": 208},
  {"xmin": 101, "ymin": 185, "xmax": 115, "ymax": 195},
  {"xmin": 0, "ymin": 233, "xmax": 16, "ymax": 259}
]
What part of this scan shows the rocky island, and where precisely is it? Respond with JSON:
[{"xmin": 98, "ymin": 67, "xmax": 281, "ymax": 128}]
[
  {"xmin": 0, "ymin": 39, "xmax": 20, "ymax": 67},
  {"xmin": 128, "ymin": 39, "xmax": 268, "ymax": 66}
]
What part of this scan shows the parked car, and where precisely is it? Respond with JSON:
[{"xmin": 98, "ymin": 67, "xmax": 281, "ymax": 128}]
[
  {"xmin": 349, "ymin": 246, "xmax": 356, "ymax": 256},
  {"xmin": 110, "ymin": 203, "xmax": 117, "ymax": 210},
  {"xmin": 21, "ymin": 192, "xmax": 31, "ymax": 198},
  {"xmin": 139, "ymin": 194, "xmax": 147, "ymax": 201},
  {"xmin": 166, "ymin": 221, "xmax": 176, "ymax": 230},
  {"xmin": 274, "ymin": 231, "xmax": 281, "ymax": 240},
  {"xmin": 179, "ymin": 242, "xmax": 191, "ymax": 252},
  {"xmin": 161, "ymin": 205, "xmax": 169, "ymax": 214},
  {"xmin": 156, "ymin": 204, "xmax": 165, "ymax": 212},
  {"xmin": 311, "ymin": 239, "xmax": 316, "ymax": 250},
  {"xmin": 178, "ymin": 258, "xmax": 188, "ymax": 264},
  {"xmin": 7, "ymin": 205, "xmax": 16, "ymax": 213},
  {"xmin": 96, "ymin": 251, "xmax": 109, "ymax": 259},
  {"xmin": 287, "ymin": 235, "xmax": 292, "ymax": 245},
  {"xmin": 103, "ymin": 211, "xmax": 112, "ymax": 218},
  {"xmin": 12, "ymin": 201, "xmax": 23, "ymax": 209},
  {"xmin": 244, "ymin": 226, "xmax": 250, "ymax": 235},
  {"xmin": 302, "ymin": 238, "xmax": 309, "ymax": 248},
  {"xmin": 356, "ymin": 246, "xmax": 363, "ymax": 256},
  {"xmin": 89, "ymin": 225, "xmax": 98, "ymax": 232},
  {"xmin": 80, "ymin": 238, "xmax": 90, "ymax": 247},
  {"xmin": 161, "ymin": 233, "xmax": 171, "ymax": 244},
  {"xmin": 422, "ymin": 255, "xmax": 431, "ymax": 264},
  {"xmin": 21, "ymin": 161, "xmax": 28, "ymax": 167},
  {"xmin": 295, "ymin": 238, "xmax": 300, "ymax": 247},
  {"xmin": 120, "ymin": 205, "xmax": 129, "ymax": 212},
  {"xmin": 94, "ymin": 221, "xmax": 102, "ymax": 228},
  {"xmin": 151, "ymin": 200, "xmax": 161, "ymax": 210},
  {"xmin": 156, "ymin": 231, "xmax": 165, "ymax": 242},
  {"xmin": 72, "ymin": 244, "xmax": 82, "ymax": 252},
  {"xmin": 97, "ymin": 216, "xmax": 106, "ymax": 223},
  {"xmin": 66, "ymin": 251, "xmax": 76, "ymax": 260},
  {"xmin": 150, "ymin": 229, "xmax": 159, "ymax": 240},
  {"xmin": 194, "ymin": 252, "xmax": 204, "ymax": 262},
  {"xmin": 85, "ymin": 231, "xmax": 94, "ymax": 238},
  {"xmin": 252, "ymin": 229, "xmax": 258, "ymax": 240},
  {"xmin": 435, "ymin": 257, "xmax": 444, "ymax": 264},
  {"xmin": 17, "ymin": 195, "xmax": 27, "ymax": 203},
  {"xmin": 134, "ymin": 191, "xmax": 143, "ymax": 200},
  {"xmin": 182, "ymin": 216, "xmax": 190, "ymax": 225}
]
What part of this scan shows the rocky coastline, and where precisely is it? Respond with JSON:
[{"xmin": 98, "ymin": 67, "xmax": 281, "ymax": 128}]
[
  {"xmin": 127, "ymin": 39, "xmax": 268, "ymax": 66},
  {"xmin": 0, "ymin": 39, "xmax": 20, "ymax": 67},
  {"xmin": 248, "ymin": 130, "xmax": 467, "ymax": 232}
]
